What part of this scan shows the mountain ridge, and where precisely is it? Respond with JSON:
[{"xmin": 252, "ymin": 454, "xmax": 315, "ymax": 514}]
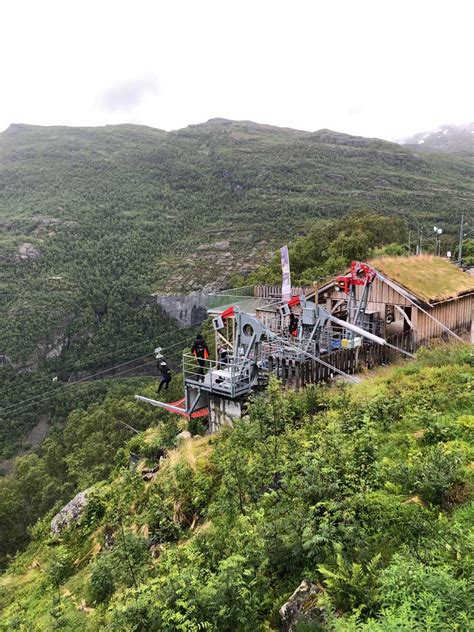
[
  {"xmin": 1, "ymin": 118, "xmax": 407, "ymax": 149},
  {"xmin": 402, "ymin": 122, "xmax": 474, "ymax": 154}
]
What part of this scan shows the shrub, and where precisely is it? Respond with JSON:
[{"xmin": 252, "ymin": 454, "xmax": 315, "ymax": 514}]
[
  {"xmin": 389, "ymin": 445, "xmax": 464, "ymax": 505},
  {"xmin": 376, "ymin": 554, "xmax": 471, "ymax": 630},
  {"xmin": 318, "ymin": 544, "xmax": 382, "ymax": 613},
  {"xmin": 89, "ymin": 554, "xmax": 116, "ymax": 604},
  {"xmin": 420, "ymin": 418, "xmax": 460, "ymax": 446},
  {"xmin": 46, "ymin": 546, "xmax": 75, "ymax": 589},
  {"xmin": 88, "ymin": 532, "xmax": 150, "ymax": 604}
]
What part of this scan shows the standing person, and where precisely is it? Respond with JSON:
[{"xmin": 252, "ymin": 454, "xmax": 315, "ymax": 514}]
[
  {"xmin": 288, "ymin": 310, "xmax": 299, "ymax": 337},
  {"xmin": 157, "ymin": 360, "xmax": 172, "ymax": 393},
  {"xmin": 191, "ymin": 334, "xmax": 210, "ymax": 378},
  {"xmin": 218, "ymin": 345, "xmax": 229, "ymax": 368}
]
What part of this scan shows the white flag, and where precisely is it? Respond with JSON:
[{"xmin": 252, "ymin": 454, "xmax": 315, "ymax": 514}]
[{"xmin": 280, "ymin": 245, "xmax": 291, "ymax": 302}]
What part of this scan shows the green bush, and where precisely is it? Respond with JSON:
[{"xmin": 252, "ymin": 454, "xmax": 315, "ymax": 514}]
[
  {"xmin": 318, "ymin": 544, "xmax": 382, "ymax": 613},
  {"xmin": 376, "ymin": 554, "xmax": 471, "ymax": 630},
  {"xmin": 46, "ymin": 546, "xmax": 75, "ymax": 589},
  {"xmin": 89, "ymin": 554, "xmax": 116, "ymax": 604},
  {"xmin": 389, "ymin": 444, "xmax": 465, "ymax": 505},
  {"xmin": 88, "ymin": 531, "xmax": 150, "ymax": 604}
]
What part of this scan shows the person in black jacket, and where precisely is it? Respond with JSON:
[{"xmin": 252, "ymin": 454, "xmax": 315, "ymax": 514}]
[
  {"xmin": 191, "ymin": 334, "xmax": 210, "ymax": 377},
  {"xmin": 288, "ymin": 310, "xmax": 299, "ymax": 337},
  {"xmin": 157, "ymin": 360, "xmax": 172, "ymax": 393}
]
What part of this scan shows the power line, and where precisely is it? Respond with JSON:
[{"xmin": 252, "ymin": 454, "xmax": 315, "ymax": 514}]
[
  {"xmin": 0, "ymin": 335, "xmax": 194, "ymax": 417},
  {"xmin": 1, "ymin": 315, "xmax": 207, "ymax": 398},
  {"xmin": 3, "ymin": 317, "xmax": 203, "ymax": 392},
  {"xmin": 0, "ymin": 334, "xmax": 198, "ymax": 418}
]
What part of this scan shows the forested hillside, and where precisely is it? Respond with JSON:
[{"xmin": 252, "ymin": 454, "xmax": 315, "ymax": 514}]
[
  {"xmin": 0, "ymin": 344, "xmax": 472, "ymax": 630},
  {"xmin": 2, "ymin": 119, "xmax": 473, "ymax": 360},
  {"xmin": 1, "ymin": 119, "xmax": 473, "ymax": 453}
]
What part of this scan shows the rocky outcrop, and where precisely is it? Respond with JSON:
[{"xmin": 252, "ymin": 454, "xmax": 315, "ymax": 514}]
[
  {"xmin": 17, "ymin": 243, "xmax": 41, "ymax": 261},
  {"xmin": 279, "ymin": 580, "xmax": 325, "ymax": 632},
  {"xmin": 152, "ymin": 290, "xmax": 209, "ymax": 327},
  {"xmin": 50, "ymin": 489, "xmax": 91, "ymax": 535}
]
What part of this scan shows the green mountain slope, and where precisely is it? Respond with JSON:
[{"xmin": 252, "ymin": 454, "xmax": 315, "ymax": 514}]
[
  {"xmin": 1, "ymin": 344, "xmax": 472, "ymax": 630},
  {"xmin": 1, "ymin": 119, "xmax": 473, "ymax": 361},
  {"xmin": 1, "ymin": 119, "xmax": 473, "ymax": 456}
]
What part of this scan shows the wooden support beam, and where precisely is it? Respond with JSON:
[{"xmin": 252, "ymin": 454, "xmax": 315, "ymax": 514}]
[
  {"xmin": 394, "ymin": 304, "xmax": 415, "ymax": 330},
  {"xmin": 217, "ymin": 330, "xmax": 233, "ymax": 347}
]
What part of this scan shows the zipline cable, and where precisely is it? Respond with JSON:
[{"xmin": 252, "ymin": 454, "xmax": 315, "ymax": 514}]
[
  {"xmin": 5, "ymin": 354, "xmax": 166, "ymax": 419},
  {"xmin": 0, "ymin": 334, "xmax": 197, "ymax": 417},
  {"xmin": 0, "ymin": 348, "xmax": 183, "ymax": 418},
  {"xmin": 0, "ymin": 336, "xmax": 193, "ymax": 417},
  {"xmin": 2, "ymin": 315, "xmax": 207, "ymax": 397}
]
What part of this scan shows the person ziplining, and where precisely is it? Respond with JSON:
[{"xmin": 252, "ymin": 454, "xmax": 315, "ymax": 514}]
[{"xmin": 157, "ymin": 360, "xmax": 172, "ymax": 393}]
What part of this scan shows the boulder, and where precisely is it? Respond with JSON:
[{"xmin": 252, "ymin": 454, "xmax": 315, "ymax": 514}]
[
  {"xmin": 50, "ymin": 489, "xmax": 91, "ymax": 535},
  {"xmin": 176, "ymin": 430, "xmax": 192, "ymax": 442},
  {"xmin": 279, "ymin": 580, "xmax": 325, "ymax": 632}
]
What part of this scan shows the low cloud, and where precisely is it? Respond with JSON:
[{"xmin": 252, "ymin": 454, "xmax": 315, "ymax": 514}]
[{"xmin": 99, "ymin": 77, "xmax": 159, "ymax": 112}]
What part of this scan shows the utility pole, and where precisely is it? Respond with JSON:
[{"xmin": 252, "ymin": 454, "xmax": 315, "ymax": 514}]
[
  {"xmin": 458, "ymin": 212, "xmax": 464, "ymax": 262},
  {"xmin": 433, "ymin": 226, "xmax": 442, "ymax": 256}
]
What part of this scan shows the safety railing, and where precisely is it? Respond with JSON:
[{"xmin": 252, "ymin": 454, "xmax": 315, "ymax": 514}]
[
  {"xmin": 260, "ymin": 330, "xmax": 355, "ymax": 363},
  {"xmin": 183, "ymin": 353, "xmax": 254, "ymax": 398},
  {"xmin": 207, "ymin": 286, "xmax": 254, "ymax": 309}
]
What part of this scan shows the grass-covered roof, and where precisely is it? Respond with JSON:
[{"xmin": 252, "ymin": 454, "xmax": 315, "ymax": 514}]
[{"xmin": 370, "ymin": 255, "xmax": 474, "ymax": 303}]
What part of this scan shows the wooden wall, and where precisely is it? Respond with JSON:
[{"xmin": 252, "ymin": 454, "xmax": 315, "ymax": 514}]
[{"xmin": 415, "ymin": 294, "xmax": 473, "ymax": 343}]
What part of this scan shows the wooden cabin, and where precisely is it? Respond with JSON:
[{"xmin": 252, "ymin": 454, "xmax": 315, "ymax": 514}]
[{"xmin": 310, "ymin": 255, "xmax": 473, "ymax": 347}]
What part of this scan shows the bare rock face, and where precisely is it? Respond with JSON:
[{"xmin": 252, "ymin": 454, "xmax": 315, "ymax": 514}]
[
  {"xmin": 153, "ymin": 290, "xmax": 209, "ymax": 327},
  {"xmin": 17, "ymin": 242, "xmax": 41, "ymax": 260},
  {"xmin": 50, "ymin": 489, "xmax": 91, "ymax": 535},
  {"xmin": 279, "ymin": 580, "xmax": 325, "ymax": 632}
]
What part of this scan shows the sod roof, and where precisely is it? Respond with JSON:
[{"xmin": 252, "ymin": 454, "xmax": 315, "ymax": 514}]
[{"xmin": 369, "ymin": 255, "xmax": 474, "ymax": 303}]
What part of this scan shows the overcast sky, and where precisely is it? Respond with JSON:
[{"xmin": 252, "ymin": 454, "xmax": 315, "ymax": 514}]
[{"xmin": 0, "ymin": 0, "xmax": 472, "ymax": 141}]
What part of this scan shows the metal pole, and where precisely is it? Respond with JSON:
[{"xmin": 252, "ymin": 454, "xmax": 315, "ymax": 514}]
[{"xmin": 458, "ymin": 212, "xmax": 464, "ymax": 262}]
